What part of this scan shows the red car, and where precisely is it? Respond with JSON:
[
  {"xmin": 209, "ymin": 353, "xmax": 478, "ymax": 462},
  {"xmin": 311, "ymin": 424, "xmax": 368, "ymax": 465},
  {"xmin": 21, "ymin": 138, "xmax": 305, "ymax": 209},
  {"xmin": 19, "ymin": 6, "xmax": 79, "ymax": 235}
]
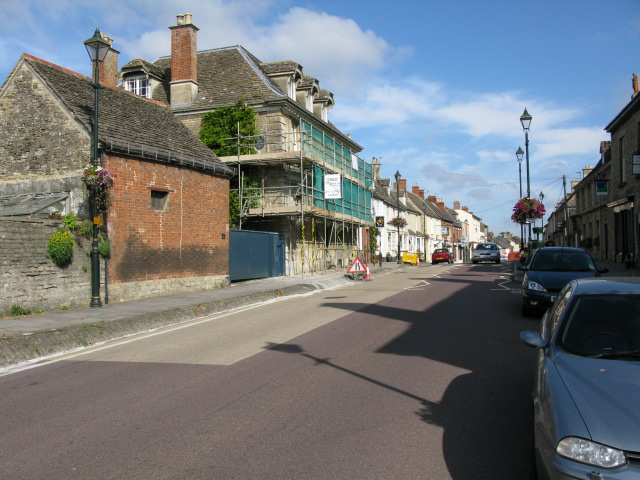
[{"xmin": 431, "ymin": 248, "xmax": 453, "ymax": 264}]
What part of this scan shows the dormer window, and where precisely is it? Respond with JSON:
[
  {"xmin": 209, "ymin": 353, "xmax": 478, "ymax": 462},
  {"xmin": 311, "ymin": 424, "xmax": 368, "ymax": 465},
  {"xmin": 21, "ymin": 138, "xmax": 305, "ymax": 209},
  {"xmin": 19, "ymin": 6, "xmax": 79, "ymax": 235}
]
[
  {"xmin": 124, "ymin": 75, "xmax": 150, "ymax": 98},
  {"xmin": 306, "ymin": 93, "xmax": 313, "ymax": 111},
  {"xmin": 287, "ymin": 77, "xmax": 296, "ymax": 99}
]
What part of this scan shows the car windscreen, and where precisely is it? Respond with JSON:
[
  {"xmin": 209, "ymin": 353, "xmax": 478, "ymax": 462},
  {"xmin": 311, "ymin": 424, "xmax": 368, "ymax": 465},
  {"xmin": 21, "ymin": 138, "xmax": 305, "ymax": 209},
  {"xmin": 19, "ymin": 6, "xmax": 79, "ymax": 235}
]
[
  {"xmin": 559, "ymin": 294, "xmax": 640, "ymax": 357},
  {"xmin": 529, "ymin": 251, "xmax": 595, "ymax": 272},
  {"xmin": 475, "ymin": 244, "xmax": 497, "ymax": 250}
]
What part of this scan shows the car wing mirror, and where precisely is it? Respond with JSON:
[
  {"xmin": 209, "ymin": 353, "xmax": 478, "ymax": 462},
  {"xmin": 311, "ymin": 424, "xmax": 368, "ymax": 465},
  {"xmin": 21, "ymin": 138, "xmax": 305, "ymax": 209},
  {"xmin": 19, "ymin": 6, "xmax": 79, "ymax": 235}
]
[
  {"xmin": 517, "ymin": 265, "xmax": 528, "ymax": 272},
  {"xmin": 520, "ymin": 330, "xmax": 548, "ymax": 350}
]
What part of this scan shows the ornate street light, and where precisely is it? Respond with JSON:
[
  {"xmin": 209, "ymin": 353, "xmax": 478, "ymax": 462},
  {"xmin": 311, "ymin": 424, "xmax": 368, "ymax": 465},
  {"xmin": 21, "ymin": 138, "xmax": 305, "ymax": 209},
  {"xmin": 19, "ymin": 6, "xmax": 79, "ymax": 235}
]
[
  {"xmin": 520, "ymin": 108, "xmax": 533, "ymax": 246},
  {"xmin": 394, "ymin": 170, "xmax": 402, "ymax": 264},
  {"xmin": 84, "ymin": 28, "xmax": 111, "ymax": 308}
]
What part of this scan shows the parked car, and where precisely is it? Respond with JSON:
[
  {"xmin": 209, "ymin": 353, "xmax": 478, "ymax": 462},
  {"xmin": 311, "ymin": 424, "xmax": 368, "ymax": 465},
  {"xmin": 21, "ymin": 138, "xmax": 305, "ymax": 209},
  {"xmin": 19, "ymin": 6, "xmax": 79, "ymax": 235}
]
[
  {"xmin": 521, "ymin": 277, "xmax": 640, "ymax": 479},
  {"xmin": 471, "ymin": 242, "xmax": 501, "ymax": 264},
  {"xmin": 518, "ymin": 247, "xmax": 607, "ymax": 316},
  {"xmin": 431, "ymin": 248, "xmax": 453, "ymax": 264}
]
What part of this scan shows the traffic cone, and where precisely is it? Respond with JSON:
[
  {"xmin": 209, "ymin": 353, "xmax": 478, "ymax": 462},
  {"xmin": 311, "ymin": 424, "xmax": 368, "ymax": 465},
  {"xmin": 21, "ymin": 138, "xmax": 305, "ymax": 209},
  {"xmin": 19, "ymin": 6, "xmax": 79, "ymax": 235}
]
[
  {"xmin": 364, "ymin": 263, "xmax": 372, "ymax": 280},
  {"xmin": 416, "ymin": 257, "xmax": 421, "ymax": 266}
]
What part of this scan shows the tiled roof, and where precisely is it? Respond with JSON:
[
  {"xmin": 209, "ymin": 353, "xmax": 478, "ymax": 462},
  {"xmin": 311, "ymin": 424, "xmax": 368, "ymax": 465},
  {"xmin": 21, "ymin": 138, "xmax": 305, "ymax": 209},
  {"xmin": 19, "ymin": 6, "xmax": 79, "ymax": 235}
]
[
  {"xmin": 121, "ymin": 57, "xmax": 164, "ymax": 79},
  {"xmin": 261, "ymin": 60, "xmax": 301, "ymax": 75},
  {"xmin": 24, "ymin": 55, "xmax": 231, "ymax": 176},
  {"xmin": 153, "ymin": 46, "xmax": 286, "ymax": 108}
]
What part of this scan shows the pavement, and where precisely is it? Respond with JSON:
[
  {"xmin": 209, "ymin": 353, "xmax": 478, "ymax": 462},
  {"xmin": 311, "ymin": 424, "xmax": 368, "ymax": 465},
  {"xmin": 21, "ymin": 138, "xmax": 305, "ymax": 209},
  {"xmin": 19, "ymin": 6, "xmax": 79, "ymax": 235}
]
[{"xmin": 1, "ymin": 258, "xmax": 636, "ymax": 371}]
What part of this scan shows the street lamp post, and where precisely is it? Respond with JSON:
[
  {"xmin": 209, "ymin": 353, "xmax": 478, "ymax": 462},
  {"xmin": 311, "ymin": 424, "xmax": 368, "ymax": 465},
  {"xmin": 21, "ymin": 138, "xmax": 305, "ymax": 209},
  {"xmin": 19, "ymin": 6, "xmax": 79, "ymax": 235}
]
[
  {"xmin": 394, "ymin": 170, "xmax": 402, "ymax": 264},
  {"xmin": 516, "ymin": 147, "xmax": 525, "ymax": 251},
  {"xmin": 84, "ymin": 28, "xmax": 111, "ymax": 308},
  {"xmin": 520, "ymin": 108, "xmax": 533, "ymax": 247},
  {"xmin": 539, "ymin": 191, "xmax": 545, "ymax": 242}
]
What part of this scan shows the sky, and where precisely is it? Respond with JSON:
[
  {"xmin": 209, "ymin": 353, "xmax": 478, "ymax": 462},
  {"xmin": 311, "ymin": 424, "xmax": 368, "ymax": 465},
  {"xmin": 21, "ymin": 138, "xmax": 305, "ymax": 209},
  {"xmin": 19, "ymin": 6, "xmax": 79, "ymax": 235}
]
[{"xmin": 1, "ymin": 0, "xmax": 639, "ymax": 236}]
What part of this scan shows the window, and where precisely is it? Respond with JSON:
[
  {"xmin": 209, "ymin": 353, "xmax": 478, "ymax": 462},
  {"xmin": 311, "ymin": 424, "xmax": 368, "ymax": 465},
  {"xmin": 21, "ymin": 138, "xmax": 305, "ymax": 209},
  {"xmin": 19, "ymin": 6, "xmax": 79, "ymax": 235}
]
[
  {"xmin": 306, "ymin": 93, "xmax": 313, "ymax": 112},
  {"xmin": 287, "ymin": 77, "xmax": 296, "ymax": 99},
  {"xmin": 124, "ymin": 75, "xmax": 150, "ymax": 98},
  {"xmin": 619, "ymin": 136, "xmax": 626, "ymax": 184},
  {"xmin": 151, "ymin": 190, "xmax": 168, "ymax": 211}
]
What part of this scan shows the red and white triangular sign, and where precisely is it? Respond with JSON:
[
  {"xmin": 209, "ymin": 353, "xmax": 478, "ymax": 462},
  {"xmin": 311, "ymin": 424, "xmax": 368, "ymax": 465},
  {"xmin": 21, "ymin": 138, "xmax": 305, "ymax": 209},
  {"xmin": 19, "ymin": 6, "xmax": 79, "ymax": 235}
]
[{"xmin": 347, "ymin": 257, "xmax": 367, "ymax": 274}]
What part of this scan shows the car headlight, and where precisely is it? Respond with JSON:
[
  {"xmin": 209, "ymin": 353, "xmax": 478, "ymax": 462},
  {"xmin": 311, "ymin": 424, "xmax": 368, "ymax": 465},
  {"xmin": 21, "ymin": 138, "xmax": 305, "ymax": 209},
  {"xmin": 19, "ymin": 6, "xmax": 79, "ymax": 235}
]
[
  {"xmin": 526, "ymin": 280, "xmax": 547, "ymax": 292},
  {"xmin": 557, "ymin": 437, "xmax": 626, "ymax": 469}
]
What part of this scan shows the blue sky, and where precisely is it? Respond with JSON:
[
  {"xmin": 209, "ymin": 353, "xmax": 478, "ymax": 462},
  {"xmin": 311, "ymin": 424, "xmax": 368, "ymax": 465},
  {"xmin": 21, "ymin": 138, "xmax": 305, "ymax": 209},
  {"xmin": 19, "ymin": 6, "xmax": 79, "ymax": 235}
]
[{"xmin": 1, "ymin": 0, "xmax": 639, "ymax": 235}]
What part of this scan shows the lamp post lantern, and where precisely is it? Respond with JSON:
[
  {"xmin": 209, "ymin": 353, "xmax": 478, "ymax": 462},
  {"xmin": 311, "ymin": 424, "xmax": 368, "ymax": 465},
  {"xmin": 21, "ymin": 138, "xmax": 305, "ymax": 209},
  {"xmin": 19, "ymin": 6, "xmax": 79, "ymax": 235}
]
[
  {"xmin": 84, "ymin": 27, "xmax": 111, "ymax": 308},
  {"xmin": 516, "ymin": 147, "xmax": 525, "ymax": 251},
  {"xmin": 394, "ymin": 170, "xmax": 402, "ymax": 264},
  {"xmin": 520, "ymin": 108, "xmax": 533, "ymax": 247}
]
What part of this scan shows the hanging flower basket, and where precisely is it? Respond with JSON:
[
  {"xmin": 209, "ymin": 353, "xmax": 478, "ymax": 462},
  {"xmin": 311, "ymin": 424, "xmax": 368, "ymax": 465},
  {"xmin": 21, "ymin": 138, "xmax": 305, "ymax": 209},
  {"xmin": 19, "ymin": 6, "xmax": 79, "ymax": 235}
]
[
  {"xmin": 511, "ymin": 196, "xmax": 545, "ymax": 224},
  {"xmin": 82, "ymin": 165, "xmax": 117, "ymax": 211},
  {"xmin": 387, "ymin": 217, "xmax": 407, "ymax": 228}
]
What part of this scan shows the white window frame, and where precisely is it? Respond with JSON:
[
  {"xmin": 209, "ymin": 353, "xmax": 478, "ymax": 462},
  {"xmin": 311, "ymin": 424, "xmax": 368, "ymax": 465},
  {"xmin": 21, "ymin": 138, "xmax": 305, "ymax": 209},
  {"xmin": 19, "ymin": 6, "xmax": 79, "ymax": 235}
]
[{"xmin": 125, "ymin": 75, "xmax": 150, "ymax": 98}]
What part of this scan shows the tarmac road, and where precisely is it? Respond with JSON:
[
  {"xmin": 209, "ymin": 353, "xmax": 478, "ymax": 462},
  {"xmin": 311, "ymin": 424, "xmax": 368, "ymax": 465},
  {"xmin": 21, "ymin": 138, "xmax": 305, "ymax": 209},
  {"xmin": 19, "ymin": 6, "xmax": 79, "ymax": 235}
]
[{"xmin": 1, "ymin": 262, "xmax": 536, "ymax": 479}]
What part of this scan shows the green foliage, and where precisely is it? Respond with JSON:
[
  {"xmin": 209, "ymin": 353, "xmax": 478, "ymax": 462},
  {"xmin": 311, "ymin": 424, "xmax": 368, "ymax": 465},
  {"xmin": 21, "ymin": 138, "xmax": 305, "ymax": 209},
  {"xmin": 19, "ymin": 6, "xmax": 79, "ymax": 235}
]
[
  {"xmin": 11, "ymin": 304, "xmax": 31, "ymax": 316},
  {"xmin": 98, "ymin": 239, "xmax": 111, "ymax": 259},
  {"xmin": 48, "ymin": 230, "xmax": 74, "ymax": 267},
  {"xmin": 229, "ymin": 176, "xmax": 261, "ymax": 228},
  {"xmin": 369, "ymin": 227, "xmax": 379, "ymax": 256},
  {"xmin": 62, "ymin": 212, "xmax": 79, "ymax": 230},
  {"xmin": 199, "ymin": 100, "xmax": 260, "ymax": 157},
  {"xmin": 76, "ymin": 219, "xmax": 94, "ymax": 239}
]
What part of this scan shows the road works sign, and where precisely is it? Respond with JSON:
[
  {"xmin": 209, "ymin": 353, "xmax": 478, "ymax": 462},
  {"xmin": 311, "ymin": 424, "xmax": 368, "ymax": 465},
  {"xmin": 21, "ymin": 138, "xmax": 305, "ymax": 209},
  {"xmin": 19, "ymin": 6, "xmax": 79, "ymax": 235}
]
[{"xmin": 346, "ymin": 257, "xmax": 367, "ymax": 274}]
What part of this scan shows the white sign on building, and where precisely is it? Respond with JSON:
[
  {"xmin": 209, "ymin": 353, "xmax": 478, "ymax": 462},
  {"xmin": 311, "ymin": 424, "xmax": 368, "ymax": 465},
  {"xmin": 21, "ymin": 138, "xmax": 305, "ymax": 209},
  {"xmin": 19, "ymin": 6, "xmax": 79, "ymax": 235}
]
[{"xmin": 325, "ymin": 174, "xmax": 342, "ymax": 199}]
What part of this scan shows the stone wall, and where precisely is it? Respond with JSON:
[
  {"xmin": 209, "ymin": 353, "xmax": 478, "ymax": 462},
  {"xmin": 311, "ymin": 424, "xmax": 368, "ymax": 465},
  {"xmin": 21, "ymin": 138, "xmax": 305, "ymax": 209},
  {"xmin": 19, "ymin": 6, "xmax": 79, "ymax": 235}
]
[
  {"xmin": 0, "ymin": 62, "xmax": 90, "ymax": 180},
  {"xmin": 0, "ymin": 217, "xmax": 92, "ymax": 315}
]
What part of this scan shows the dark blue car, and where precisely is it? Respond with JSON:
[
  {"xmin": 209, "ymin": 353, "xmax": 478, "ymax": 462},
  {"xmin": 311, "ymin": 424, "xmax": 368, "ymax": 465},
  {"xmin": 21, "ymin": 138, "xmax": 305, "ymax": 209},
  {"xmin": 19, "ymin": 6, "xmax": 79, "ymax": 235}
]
[{"xmin": 518, "ymin": 247, "xmax": 608, "ymax": 316}]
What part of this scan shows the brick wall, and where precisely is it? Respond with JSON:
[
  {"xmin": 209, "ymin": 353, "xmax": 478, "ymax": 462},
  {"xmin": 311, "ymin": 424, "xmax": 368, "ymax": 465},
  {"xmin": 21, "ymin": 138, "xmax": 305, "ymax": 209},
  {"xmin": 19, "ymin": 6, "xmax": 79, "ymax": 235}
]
[{"xmin": 105, "ymin": 153, "xmax": 230, "ymax": 287}]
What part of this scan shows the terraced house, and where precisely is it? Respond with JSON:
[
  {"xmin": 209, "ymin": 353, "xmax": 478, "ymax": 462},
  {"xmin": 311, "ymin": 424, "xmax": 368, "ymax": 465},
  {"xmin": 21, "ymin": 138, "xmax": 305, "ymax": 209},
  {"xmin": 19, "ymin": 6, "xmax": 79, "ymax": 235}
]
[{"xmin": 121, "ymin": 13, "xmax": 373, "ymax": 275}]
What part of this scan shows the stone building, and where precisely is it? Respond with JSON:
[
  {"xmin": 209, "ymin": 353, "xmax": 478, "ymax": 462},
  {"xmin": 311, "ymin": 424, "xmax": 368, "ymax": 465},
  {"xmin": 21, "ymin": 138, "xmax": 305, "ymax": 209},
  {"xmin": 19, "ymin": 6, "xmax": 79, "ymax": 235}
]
[
  {"xmin": 0, "ymin": 50, "xmax": 233, "ymax": 314},
  {"xmin": 119, "ymin": 13, "xmax": 373, "ymax": 275}
]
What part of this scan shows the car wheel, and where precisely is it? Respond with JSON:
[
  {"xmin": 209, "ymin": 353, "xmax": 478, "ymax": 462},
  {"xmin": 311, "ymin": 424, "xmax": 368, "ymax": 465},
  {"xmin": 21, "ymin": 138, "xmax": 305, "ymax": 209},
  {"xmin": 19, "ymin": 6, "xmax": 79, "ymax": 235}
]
[
  {"xmin": 472, "ymin": 260, "xmax": 478, "ymax": 264},
  {"xmin": 495, "ymin": 259, "xmax": 500, "ymax": 264}
]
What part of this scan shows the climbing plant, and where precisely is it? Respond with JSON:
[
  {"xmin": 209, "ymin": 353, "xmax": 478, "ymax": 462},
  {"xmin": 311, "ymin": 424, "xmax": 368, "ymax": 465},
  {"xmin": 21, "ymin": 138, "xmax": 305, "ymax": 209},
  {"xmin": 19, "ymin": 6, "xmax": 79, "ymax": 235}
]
[{"xmin": 199, "ymin": 100, "xmax": 260, "ymax": 157}]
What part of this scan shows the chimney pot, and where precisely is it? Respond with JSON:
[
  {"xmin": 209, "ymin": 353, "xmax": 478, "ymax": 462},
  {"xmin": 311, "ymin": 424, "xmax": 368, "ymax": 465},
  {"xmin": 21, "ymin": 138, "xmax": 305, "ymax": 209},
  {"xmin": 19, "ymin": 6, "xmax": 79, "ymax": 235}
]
[
  {"xmin": 177, "ymin": 14, "xmax": 185, "ymax": 25},
  {"xmin": 185, "ymin": 13, "xmax": 192, "ymax": 24}
]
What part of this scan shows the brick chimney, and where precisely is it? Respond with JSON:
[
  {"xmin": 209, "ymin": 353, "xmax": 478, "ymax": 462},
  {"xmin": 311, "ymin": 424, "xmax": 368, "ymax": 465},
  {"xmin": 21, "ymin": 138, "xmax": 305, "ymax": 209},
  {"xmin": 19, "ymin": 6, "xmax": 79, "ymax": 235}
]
[
  {"xmin": 169, "ymin": 13, "xmax": 199, "ymax": 105},
  {"xmin": 91, "ymin": 33, "xmax": 119, "ymax": 87},
  {"xmin": 412, "ymin": 184, "xmax": 420, "ymax": 196},
  {"xmin": 427, "ymin": 195, "xmax": 437, "ymax": 203},
  {"xmin": 418, "ymin": 189, "xmax": 424, "ymax": 199},
  {"xmin": 453, "ymin": 201, "xmax": 461, "ymax": 210},
  {"xmin": 394, "ymin": 178, "xmax": 407, "ymax": 191},
  {"xmin": 462, "ymin": 206, "xmax": 469, "ymax": 212},
  {"xmin": 436, "ymin": 198, "xmax": 445, "ymax": 211}
]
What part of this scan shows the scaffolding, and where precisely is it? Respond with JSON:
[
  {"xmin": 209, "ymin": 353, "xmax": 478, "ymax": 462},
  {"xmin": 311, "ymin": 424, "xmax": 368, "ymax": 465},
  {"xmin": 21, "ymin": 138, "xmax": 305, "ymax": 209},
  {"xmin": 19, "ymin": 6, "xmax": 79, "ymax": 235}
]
[{"xmin": 223, "ymin": 123, "xmax": 373, "ymax": 275}]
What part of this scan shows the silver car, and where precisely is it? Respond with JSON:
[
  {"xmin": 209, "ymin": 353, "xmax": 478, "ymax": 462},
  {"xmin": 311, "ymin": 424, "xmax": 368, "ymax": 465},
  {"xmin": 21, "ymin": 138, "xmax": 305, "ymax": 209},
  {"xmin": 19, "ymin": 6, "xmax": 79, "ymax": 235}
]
[
  {"xmin": 471, "ymin": 242, "xmax": 501, "ymax": 264},
  {"xmin": 521, "ymin": 277, "xmax": 640, "ymax": 479}
]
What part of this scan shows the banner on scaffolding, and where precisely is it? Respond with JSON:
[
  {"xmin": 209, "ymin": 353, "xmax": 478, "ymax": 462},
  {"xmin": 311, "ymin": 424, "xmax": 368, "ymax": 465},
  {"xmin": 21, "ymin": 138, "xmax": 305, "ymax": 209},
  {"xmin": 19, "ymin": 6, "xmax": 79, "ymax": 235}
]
[{"xmin": 324, "ymin": 174, "xmax": 342, "ymax": 199}]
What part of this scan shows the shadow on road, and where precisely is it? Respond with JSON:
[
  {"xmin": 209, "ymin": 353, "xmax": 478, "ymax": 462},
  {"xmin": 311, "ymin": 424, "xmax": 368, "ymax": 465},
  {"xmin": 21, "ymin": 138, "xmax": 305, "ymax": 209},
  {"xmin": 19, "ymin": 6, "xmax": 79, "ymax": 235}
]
[{"xmin": 267, "ymin": 263, "xmax": 536, "ymax": 479}]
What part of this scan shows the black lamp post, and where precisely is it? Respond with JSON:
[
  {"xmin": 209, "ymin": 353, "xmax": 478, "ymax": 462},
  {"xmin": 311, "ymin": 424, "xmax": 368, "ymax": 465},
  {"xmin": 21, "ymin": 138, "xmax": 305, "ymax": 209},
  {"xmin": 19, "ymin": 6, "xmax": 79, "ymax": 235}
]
[
  {"xmin": 516, "ymin": 147, "xmax": 525, "ymax": 251},
  {"xmin": 520, "ymin": 108, "xmax": 533, "ymax": 247},
  {"xmin": 394, "ymin": 170, "xmax": 402, "ymax": 264},
  {"xmin": 84, "ymin": 28, "xmax": 110, "ymax": 308},
  {"xmin": 539, "ymin": 191, "xmax": 545, "ymax": 241}
]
